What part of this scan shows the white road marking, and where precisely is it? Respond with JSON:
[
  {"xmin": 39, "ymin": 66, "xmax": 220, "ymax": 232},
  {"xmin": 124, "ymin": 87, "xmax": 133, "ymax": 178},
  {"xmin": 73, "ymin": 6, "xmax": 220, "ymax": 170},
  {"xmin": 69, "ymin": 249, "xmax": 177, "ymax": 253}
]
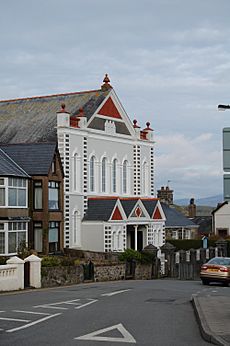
[
  {"xmin": 13, "ymin": 310, "xmax": 50, "ymax": 316},
  {"xmin": 0, "ymin": 311, "xmax": 5, "ymax": 313},
  {"xmin": 0, "ymin": 317, "xmax": 30, "ymax": 323},
  {"xmin": 34, "ymin": 298, "xmax": 81, "ymax": 310},
  {"xmin": 6, "ymin": 313, "xmax": 61, "ymax": 333},
  {"xmin": 101, "ymin": 289, "xmax": 131, "ymax": 297},
  {"xmin": 75, "ymin": 323, "xmax": 136, "ymax": 343},
  {"xmin": 75, "ymin": 299, "xmax": 98, "ymax": 309},
  {"xmin": 34, "ymin": 305, "xmax": 68, "ymax": 310}
]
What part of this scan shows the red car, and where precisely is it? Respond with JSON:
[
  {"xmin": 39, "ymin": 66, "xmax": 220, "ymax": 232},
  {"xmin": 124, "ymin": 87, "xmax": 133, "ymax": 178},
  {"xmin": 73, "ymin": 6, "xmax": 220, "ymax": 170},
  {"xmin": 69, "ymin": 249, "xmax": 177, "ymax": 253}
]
[{"xmin": 200, "ymin": 257, "xmax": 230, "ymax": 286}]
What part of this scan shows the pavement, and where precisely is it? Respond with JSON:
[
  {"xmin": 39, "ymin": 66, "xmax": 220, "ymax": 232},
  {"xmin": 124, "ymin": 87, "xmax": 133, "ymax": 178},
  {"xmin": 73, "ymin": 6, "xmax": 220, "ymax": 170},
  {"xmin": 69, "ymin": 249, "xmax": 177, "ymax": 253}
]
[{"xmin": 192, "ymin": 295, "xmax": 230, "ymax": 346}]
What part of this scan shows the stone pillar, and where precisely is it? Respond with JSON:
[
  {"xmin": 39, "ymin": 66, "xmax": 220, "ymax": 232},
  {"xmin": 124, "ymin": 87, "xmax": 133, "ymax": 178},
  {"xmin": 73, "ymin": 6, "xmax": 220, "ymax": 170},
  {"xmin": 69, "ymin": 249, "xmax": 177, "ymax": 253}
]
[
  {"xmin": 216, "ymin": 239, "xmax": 228, "ymax": 257},
  {"xmin": 7, "ymin": 256, "xmax": 25, "ymax": 290},
  {"xmin": 161, "ymin": 242, "xmax": 176, "ymax": 277},
  {"xmin": 24, "ymin": 254, "xmax": 41, "ymax": 288},
  {"xmin": 143, "ymin": 244, "xmax": 159, "ymax": 278}
]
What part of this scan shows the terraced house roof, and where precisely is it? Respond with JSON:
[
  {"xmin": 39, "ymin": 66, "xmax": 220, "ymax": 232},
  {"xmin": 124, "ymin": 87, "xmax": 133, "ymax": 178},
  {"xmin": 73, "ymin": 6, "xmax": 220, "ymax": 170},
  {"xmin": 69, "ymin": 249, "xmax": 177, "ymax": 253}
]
[
  {"xmin": 0, "ymin": 89, "xmax": 110, "ymax": 144},
  {"xmin": 0, "ymin": 149, "xmax": 30, "ymax": 177},
  {"xmin": 0, "ymin": 142, "xmax": 57, "ymax": 175}
]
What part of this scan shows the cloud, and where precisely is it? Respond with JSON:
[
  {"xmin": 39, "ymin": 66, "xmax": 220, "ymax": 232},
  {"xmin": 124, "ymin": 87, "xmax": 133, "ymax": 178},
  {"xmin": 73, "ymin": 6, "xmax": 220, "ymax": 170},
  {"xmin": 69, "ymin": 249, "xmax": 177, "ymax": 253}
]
[{"xmin": 155, "ymin": 132, "xmax": 222, "ymax": 198}]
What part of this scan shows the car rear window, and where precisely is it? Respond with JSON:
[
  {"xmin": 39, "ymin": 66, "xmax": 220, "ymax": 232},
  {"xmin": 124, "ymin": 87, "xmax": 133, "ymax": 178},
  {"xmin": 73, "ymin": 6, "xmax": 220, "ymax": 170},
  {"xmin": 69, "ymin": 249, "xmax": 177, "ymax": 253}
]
[{"xmin": 208, "ymin": 258, "xmax": 230, "ymax": 265}]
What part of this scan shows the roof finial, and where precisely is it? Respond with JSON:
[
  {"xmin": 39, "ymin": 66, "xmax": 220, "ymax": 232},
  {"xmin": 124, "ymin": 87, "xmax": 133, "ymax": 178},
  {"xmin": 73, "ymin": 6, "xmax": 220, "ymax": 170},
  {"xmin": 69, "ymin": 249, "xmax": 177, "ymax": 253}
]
[
  {"xmin": 77, "ymin": 108, "xmax": 85, "ymax": 117},
  {"xmin": 57, "ymin": 103, "xmax": 70, "ymax": 114},
  {"xmin": 103, "ymin": 74, "xmax": 110, "ymax": 84},
  {"xmin": 101, "ymin": 73, "xmax": 112, "ymax": 91},
  {"xmin": 133, "ymin": 119, "xmax": 140, "ymax": 128}
]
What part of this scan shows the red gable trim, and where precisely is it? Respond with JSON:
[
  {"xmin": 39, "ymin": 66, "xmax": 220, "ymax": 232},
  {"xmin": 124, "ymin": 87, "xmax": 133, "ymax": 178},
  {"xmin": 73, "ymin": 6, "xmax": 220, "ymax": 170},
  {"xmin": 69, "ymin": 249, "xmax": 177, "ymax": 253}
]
[
  {"xmin": 152, "ymin": 207, "xmax": 162, "ymax": 220},
  {"xmin": 98, "ymin": 97, "xmax": 122, "ymax": 119},
  {"xmin": 111, "ymin": 206, "xmax": 123, "ymax": 220},
  {"xmin": 88, "ymin": 196, "xmax": 159, "ymax": 201}
]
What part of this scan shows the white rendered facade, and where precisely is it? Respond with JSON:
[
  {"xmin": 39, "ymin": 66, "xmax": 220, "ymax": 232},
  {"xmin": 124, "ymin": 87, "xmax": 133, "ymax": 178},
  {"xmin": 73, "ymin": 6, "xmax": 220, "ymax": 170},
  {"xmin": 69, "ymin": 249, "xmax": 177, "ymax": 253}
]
[{"xmin": 57, "ymin": 86, "xmax": 165, "ymax": 252}]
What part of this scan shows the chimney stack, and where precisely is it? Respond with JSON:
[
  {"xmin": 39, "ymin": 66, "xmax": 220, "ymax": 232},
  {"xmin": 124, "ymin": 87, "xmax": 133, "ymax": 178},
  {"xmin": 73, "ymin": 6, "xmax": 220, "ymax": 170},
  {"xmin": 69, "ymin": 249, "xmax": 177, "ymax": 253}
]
[
  {"xmin": 188, "ymin": 198, "xmax": 196, "ymax": 218},
  {"xmin": 157, "ymin": 186, "xmax": 174, "ymax": 205}
]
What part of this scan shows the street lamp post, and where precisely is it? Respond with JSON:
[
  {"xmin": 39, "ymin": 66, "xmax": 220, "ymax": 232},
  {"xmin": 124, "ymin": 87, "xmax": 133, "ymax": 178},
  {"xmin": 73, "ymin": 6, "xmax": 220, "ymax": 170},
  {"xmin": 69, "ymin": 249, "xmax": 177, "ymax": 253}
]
[
  {"xmin": 218, "ymin": 103, "xmax": 230, "ymax": 201},
  {"xmin": 218, "ymin": 104, "xmax": 230, "ymax": 111}
]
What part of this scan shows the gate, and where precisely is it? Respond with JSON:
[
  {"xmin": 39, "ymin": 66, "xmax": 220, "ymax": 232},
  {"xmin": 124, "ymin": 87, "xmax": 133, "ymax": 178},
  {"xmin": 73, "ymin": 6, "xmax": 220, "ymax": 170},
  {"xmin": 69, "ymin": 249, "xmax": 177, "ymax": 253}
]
[
  {"xmin": 24, "ymin": 261, "xmax": 30, "ymax": 288},
  {"xmin": 83, "ymin": 261, "xmax": 94, "ymax": 281},
  {"xmin": 125, "ymin": 260, "xmax": 136, "ymax": 279}
]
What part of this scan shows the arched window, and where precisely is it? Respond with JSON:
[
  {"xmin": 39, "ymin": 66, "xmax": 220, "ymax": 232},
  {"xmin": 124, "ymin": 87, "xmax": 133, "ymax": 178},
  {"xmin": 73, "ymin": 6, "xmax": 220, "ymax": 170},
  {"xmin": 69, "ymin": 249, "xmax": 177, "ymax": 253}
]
[
  {"xmin": 123, "ymin": 160, "xmax": 128, "ymax": 194},
  {"xmin": 101, "ymin": 157, "xmax": 106, "ymax": 193},
  {"xmin": 90, "ymin": 156, "xmax": 95, "ymax": 192},
  {"xmin": 112, "ymin": 159, "xmax": 117, "ymax": 193}
]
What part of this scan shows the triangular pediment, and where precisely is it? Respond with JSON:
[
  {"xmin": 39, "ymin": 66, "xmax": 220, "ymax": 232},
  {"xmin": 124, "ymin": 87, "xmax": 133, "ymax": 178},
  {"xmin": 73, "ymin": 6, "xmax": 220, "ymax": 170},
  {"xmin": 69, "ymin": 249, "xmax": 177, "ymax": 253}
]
[
  {"xmin": 87, "ymin": 90, "xmax": 135, "ymax": 137},
  {"xmin": 128, "ymin": 200, "xmax": 149, "ymax": 219},
  {"xmin": 109, "ymin": 199, "xmax": 126, "ymax": 222},
  {"xmin": 111, "ymin": 206, "xmax": 123, "ymax": 220},
  {"xmin": 98, "ymin": 97, "xmax": 122, "ymax": 119},
  {"xmin": 152, "ymin": 202, "xmax": 166, "ymax": 220}
]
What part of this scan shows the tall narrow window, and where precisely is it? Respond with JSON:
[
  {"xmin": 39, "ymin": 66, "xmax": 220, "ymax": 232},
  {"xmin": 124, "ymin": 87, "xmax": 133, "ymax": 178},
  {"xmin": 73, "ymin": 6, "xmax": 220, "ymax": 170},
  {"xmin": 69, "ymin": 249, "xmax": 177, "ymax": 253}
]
[
  {"xmin": 0, "ymin": 223, "xmax": 5, "ymax": 254},
  {"xmin": 142, "ymin": 162, "xmax": 147, "ymax": 195},
  {"xmin": 123, "ymin": 160, "xmax": 128, "ymax": 194},
  {"xmin": 34, "ymin": 221, "xmax": 43, "ymax": 252},
  {"xmin": 112, "ymin": 159, "xmax": 117, "ymax": 193},
  {"xmin": 90, "ymin": 156, "xmax": 95, "ymax": 192},
  {"xmin": 48, "ymin": 181, "xmax": 59, "ymax": 210},
  {"xmin": 73, "ymin": 153, "xmax": 78, "ymax": 191},
  {"xmin": 0, "ymin": 178, "xmax": 5, "ymax": 206},
  {"xmin": 102, "ymin": 157, "xmax": 106, "ymax": 193},
  {"xmin": 34, "ymin": 181, "xmax": 42, "ymax": 209},
  {"xmin": 48, "ymin": 221, "xmax": 59, "ymax": 253}
]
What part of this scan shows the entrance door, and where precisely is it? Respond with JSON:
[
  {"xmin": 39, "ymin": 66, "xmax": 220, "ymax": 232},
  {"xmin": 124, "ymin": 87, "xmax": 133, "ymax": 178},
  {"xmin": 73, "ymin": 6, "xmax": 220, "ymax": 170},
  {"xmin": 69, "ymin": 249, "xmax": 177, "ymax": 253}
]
[{"xmin": 127, "ymin": 226, "xmax": 143, "ymax": 251}]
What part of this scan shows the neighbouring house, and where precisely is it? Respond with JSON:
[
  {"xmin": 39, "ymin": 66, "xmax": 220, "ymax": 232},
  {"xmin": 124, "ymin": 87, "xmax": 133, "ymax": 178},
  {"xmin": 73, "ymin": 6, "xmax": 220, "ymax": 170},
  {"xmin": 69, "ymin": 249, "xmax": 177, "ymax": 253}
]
[
  {"xmin": 0, "ymin": 74, "xmax": 165, "ymax": 252},
  {"xmin": 212, "ymin": 201, "xmax": 230, "ymax": 238},
  {"xmin": 0, "ymin": 143, "xmax": 64, "ymax": 255},
  {"xmin": 162, "ymin": 203, "xmax": 198, "ymax": 240},
  {"xmin": 157, "ymin": 186, "xmax": 198, "ymax": 239},
  {"xmin": 191, "ymin": 216, "xmax": 212, "ymax": 237},
  {"xmin": 0, "ymin": 149, "xmax": 30, "ymax": 256}
]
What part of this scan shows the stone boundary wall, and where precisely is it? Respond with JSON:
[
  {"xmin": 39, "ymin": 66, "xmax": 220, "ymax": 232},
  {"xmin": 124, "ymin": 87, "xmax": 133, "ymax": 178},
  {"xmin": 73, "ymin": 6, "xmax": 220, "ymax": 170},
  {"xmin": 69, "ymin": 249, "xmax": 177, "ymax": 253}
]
[
  {"xmin": 134, "ymin": 263, "xmax": 152, "ymax": 280},
  {"xmin": 41, "ymin": 265, "xmax": 84, "ymax": 288},
  {"xmin": 94, "ymin": 264, "xmax": 126, "ymax": 282}
]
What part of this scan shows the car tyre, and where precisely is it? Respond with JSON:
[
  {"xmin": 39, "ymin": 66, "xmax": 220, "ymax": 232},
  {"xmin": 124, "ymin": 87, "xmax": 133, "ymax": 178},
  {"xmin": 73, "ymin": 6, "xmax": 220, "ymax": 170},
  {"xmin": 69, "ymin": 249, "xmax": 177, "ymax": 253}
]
[
  {"xmin": 222, "ymin": 282, "xmax": 229, "ymax": 287},
  {"xmin": 202, "ymin": 279, "xmax": 209, "ymax": 285}
]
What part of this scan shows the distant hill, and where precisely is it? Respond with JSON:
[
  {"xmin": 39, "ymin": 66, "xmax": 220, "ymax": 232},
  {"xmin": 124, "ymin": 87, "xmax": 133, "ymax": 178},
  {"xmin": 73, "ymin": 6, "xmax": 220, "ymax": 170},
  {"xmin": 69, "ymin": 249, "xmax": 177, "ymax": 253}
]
[{"xmin": 175, "ymin": 194, "xmax": 223, "ymax": 207}]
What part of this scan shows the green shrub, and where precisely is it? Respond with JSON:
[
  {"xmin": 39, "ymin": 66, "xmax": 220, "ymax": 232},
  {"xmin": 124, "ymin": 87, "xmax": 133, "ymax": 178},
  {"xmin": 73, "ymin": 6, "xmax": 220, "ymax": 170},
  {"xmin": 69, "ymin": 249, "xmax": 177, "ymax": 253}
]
[
  {"xmin": 41, "ymin": 256, "xmax": 61, "ymax": 267},
  {"xmin": 167, "ymin": 239, "xmax": 220, "ymax": 251},
  {"xmin": 118, "ymin": 248, "xmax": 142, "ymax": 262},
  {"xmin": 118, "ymin": 248, "xmax": 155, "ymax": 263},
  {"xmin": 0, "ymin": 257, "xmax": 7, "ymax": 265}
]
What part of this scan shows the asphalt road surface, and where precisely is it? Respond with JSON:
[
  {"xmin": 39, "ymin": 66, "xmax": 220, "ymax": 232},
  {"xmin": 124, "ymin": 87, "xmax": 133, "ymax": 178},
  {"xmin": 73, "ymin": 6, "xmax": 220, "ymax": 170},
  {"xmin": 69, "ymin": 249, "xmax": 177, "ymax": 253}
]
[{"xmin": 0, "ymin": 279, "xmax": 228, "ymax": 346}]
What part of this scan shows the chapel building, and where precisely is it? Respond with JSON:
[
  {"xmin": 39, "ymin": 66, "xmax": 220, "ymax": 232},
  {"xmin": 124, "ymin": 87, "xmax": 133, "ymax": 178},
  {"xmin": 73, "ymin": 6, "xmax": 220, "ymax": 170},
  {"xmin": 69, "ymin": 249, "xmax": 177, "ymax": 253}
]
[{"xmin": 0, "ymin": 75, "xmax": 166, "ymax": 253}]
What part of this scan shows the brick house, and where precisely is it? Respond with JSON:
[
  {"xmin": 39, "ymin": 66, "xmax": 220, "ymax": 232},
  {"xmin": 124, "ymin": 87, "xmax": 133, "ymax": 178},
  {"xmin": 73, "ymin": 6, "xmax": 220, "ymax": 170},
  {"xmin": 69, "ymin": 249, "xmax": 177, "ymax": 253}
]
[{"xmin": 0, "ymin": 143, "xmax": 64, "ymax": 255}]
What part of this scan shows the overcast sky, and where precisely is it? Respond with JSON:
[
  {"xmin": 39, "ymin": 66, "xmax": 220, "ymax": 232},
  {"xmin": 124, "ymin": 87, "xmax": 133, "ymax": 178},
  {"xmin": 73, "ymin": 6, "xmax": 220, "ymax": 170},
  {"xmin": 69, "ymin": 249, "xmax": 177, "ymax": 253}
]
[{"xmin": 1, "ymin": 0, "xmax": 230, "ymax": 200}]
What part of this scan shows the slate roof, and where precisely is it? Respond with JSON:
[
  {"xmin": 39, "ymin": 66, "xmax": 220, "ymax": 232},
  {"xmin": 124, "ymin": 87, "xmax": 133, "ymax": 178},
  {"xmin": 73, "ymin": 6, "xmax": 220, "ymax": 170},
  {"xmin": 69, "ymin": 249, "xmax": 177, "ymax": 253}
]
[
  {"xmin": 83, "ymin": 198, "xmax": 160, "ymax": 221},
  {"xmin": 192, "ymin": 216, "xmax": 212, "ymax": 235},
  {"xmin": 0, "ymin": 142, "xmax": 57, "ymax": 175},
  {"xmin": 0, "ymin": 89, "xmax": 110, "ymax": 144},
  {"xmin": 162, "ymin": 203, "xmax": 197, "ymax": 228},
  {"xmin": 83, "ymin": 198, "xmax": 117, "ymax": 221},
  {"xmin": 0, "ymin": 149, "xmax": 29, "ymax": 178}
]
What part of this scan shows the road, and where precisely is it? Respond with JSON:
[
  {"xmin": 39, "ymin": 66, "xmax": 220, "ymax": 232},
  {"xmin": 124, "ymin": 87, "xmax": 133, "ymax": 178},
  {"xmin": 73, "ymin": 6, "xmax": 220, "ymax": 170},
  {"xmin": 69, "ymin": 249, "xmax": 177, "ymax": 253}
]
[{"xmin": 0, "ymin": 279, "xmax": 229, "ymax": 346}]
